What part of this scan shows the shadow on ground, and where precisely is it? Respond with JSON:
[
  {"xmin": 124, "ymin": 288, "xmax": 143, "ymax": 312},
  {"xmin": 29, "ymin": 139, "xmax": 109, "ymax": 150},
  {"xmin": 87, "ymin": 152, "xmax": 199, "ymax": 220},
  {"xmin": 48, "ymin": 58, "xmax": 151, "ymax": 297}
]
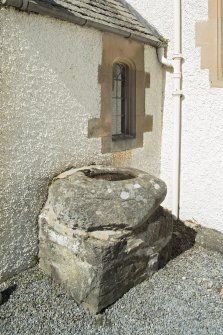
[
  {"xmin": 171, "ymin": 219, "xmax": 197, "ymax": 259},
  {"xmin": 0, "ymin": 284, "xmax": 17, "ymax": 305}
]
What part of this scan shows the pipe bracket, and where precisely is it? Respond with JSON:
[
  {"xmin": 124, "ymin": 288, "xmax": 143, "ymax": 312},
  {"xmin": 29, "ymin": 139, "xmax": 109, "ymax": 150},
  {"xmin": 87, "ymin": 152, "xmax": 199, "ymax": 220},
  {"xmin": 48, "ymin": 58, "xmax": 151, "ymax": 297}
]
[
  {"xmin": 173, "ymin": 53, "xmax": 184, "ymax": 60},
  {"xmin": 172, "ymin": 90, "xmax": 183, "ymax": 96},
  {"xmin": 173, "ymin": 73, "xmax": 182, "ymax": 78}
]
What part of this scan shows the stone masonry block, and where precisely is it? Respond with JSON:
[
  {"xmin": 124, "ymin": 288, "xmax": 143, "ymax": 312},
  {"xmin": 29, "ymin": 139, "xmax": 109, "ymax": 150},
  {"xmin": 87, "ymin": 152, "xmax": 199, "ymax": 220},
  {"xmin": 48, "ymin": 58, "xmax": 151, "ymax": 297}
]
[{"xmin": 38, "ymin": 166, "xmax": 172, "ymax": 314}]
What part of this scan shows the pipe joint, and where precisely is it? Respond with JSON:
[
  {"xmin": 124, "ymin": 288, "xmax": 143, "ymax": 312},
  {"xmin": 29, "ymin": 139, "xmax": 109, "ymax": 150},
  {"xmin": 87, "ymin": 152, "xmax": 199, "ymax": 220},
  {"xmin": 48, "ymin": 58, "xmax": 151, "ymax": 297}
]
[
  {"xmin": 173, "ymin": 53, "xmax": 184, "ymax": 60},
  {"xmin": 157, "ymin": 47, "xmax": 173, "ymax": 69},
  {"xmin": 172, "ymin": 89, "xmax": 183, "ymax": 96},
  {"xmin": 173, "ymin": 73, "xmax": 182, "ymax": 79}
]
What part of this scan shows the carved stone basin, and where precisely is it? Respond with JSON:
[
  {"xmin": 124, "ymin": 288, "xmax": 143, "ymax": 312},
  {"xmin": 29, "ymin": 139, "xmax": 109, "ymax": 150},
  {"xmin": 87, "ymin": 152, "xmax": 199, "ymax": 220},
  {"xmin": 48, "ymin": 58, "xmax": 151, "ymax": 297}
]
[{"xmin": 39, "ymin": 166, "xmax": 172, "ymax": 314}]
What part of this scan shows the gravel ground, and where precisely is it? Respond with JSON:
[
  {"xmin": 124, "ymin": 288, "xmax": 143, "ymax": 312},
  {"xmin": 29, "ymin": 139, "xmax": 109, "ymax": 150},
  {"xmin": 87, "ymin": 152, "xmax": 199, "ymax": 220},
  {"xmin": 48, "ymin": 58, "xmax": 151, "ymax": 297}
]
[{"xmin": 0, "ymin": 244, "xmax": 223, "ymax": 335}]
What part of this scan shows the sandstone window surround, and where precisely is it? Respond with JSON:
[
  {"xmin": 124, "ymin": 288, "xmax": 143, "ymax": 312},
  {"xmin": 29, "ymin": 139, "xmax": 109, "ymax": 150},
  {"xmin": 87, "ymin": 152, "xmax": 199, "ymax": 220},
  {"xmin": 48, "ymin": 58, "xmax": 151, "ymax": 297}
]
[
  {"xmin": 196, "ymin": 0, "xmax": 223, "ymax": 87},
  {"xmin": 88, "ymin": 33, "xmax": 152, "ymax": 153}
]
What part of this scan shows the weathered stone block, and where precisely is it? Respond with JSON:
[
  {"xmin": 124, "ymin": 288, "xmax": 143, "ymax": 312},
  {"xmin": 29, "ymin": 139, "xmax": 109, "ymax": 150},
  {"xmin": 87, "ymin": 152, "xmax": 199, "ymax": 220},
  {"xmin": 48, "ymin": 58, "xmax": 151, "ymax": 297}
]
[
  {"xmin": 196, "ymin": 227, "xmax": 223, "ymax": 254},
  {"xmin": 39, "ymin": 166, "xmax": 172, "ymax": 314}
]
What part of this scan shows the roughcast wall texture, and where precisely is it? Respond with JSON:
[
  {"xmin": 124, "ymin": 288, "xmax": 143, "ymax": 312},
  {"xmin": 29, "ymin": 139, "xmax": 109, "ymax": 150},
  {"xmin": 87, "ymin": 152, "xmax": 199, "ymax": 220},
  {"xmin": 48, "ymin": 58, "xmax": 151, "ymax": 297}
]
[
  {"xmin": 0, "ymin": 8, "xmax": 107, "ymax": 280},
  {"xmin": 0, "ymin": 8, "xmax": 163, "ymax": 280},
  {"xmin": 128, "ymin": 0, "xmax": 223, "ymax": 232}
]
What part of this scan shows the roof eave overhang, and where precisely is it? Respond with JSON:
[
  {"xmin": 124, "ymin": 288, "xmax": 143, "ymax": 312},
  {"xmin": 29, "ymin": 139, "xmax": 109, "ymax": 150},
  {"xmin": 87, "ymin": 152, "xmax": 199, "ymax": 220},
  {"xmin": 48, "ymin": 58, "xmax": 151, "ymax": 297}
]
[{"xmin": 0, "ymin": 0, "xmax": 167, "ymax": 48}]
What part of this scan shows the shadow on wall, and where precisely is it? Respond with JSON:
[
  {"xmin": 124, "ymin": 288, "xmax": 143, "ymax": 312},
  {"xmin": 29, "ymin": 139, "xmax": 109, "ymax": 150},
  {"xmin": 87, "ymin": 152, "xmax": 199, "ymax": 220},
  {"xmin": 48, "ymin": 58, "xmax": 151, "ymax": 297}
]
[{"xmin": 171, "ymin": 219, "xmax": 197, "ymax": 259}]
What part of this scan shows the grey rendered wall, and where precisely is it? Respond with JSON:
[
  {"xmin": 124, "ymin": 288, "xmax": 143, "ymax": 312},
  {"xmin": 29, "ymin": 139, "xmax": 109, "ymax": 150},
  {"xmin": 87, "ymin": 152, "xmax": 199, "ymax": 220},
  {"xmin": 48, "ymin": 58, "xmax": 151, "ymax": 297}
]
[
  {"xmin": 0, "ymin": 8, "xmax": 163, "ymax": 281},
  {"xmin": 0, "ymin": 8, "xmax": 109, "ymax": 281}
]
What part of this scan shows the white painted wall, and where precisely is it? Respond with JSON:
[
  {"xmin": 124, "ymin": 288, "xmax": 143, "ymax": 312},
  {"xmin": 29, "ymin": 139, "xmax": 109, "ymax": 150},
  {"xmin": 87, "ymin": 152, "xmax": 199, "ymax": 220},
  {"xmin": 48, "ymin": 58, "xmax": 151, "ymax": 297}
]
[
  {"xmin": 0, "ymin": 8, "xmax": 163, "ymax": 280},
  {"xmin": 128, "ymin": 0, "xmax": 223, "ymax": 232}
]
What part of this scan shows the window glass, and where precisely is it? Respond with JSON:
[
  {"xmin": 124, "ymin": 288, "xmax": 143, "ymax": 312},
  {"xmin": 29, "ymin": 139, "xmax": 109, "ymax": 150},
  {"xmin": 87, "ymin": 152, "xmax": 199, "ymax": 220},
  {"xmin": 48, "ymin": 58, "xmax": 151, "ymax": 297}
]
[{"xmin": 112, "ymin": 63, "xmax": 131, "ymax": 137}]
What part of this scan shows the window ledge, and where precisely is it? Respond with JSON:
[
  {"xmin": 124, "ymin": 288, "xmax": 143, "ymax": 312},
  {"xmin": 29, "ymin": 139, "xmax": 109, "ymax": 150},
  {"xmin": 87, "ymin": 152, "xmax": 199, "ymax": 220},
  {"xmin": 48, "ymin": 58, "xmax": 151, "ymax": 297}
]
[{"xmin": 112, "ymin": 134, "xmax": 135, "ymax": 141}]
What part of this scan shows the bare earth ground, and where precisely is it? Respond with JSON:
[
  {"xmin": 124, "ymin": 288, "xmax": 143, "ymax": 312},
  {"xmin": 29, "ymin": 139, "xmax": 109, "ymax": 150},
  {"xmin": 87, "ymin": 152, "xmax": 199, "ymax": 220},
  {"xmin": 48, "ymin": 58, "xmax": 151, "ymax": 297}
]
[{"xmin": 0, "ymin": 221, "xmax": 223, "ymax": 335}]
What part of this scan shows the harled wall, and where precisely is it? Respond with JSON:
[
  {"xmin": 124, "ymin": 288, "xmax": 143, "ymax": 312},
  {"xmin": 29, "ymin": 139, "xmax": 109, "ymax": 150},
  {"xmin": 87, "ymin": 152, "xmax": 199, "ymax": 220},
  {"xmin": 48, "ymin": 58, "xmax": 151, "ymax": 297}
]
[
  {"xmin": 0, "ymin": 8, "xmax": 163, "ymax": 280},
  {"xmin": 128, "ymin": 0, "xmax": 223, "ymax": 232}
]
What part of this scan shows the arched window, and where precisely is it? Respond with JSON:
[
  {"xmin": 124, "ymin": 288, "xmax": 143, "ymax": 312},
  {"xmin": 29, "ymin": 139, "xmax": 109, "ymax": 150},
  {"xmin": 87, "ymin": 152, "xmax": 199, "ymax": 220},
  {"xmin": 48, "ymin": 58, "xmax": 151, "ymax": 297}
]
[
  {"xmin": 88, "ymin": 35, "xmax": 153, "ymax": 153},
  {"xmin": 112, "ymin": 61, "xmax": 135, "ymax": 138}
]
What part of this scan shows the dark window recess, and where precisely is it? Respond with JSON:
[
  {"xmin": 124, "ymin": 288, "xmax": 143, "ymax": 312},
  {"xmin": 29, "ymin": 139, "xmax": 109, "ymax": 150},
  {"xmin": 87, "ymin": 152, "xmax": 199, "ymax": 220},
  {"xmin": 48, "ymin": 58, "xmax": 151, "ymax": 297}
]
[{"xmin": 112, "ymin": 62, "xmax": 134, "ymax": 139}]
